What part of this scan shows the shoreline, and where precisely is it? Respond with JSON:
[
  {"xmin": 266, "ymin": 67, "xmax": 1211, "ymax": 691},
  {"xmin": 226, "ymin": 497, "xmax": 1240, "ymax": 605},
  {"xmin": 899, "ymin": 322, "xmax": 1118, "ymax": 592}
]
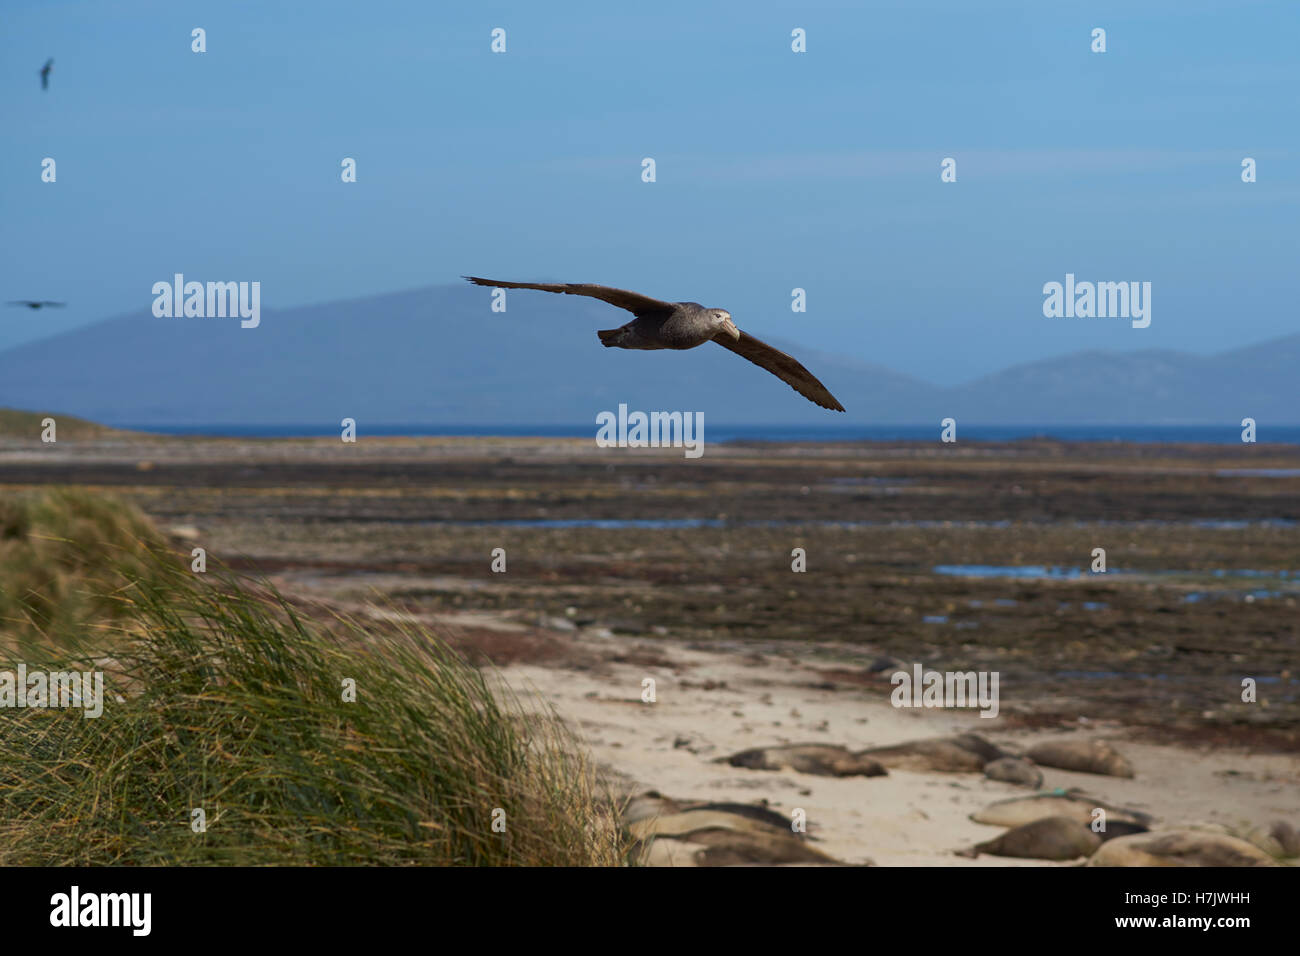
[{"xmin": 485, "ymin": 622, "xmax": 1298, "ymax": 866}]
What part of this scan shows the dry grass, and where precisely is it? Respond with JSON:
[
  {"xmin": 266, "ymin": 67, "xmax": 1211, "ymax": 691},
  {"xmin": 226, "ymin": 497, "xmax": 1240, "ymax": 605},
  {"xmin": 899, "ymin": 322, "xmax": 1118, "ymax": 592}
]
[
  {"xmin": 0, "ymin": 489, "xmax": 629, "ymax": 865},
  {"xmin": 0, "ymin": 487, "xmax": 169, "ymax": 648}
]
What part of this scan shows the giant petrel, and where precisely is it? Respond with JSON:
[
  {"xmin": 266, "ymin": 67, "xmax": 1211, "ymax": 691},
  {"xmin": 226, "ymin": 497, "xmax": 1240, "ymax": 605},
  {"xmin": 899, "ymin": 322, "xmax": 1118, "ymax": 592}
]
[{"xmin": 463, "ymin": 277, "xmax": 845, "ymax": 412}]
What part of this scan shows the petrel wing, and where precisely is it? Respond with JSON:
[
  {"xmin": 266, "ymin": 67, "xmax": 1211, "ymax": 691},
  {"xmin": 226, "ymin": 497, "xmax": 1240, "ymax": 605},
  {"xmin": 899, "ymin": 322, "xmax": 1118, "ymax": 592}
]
[
  {"xmin": 463, "ymin": 276, "xmax": 674, "ymax": 320},
  {"xmin": 713, "ymin": 329, "xmax": 846, "ymax": 412}
]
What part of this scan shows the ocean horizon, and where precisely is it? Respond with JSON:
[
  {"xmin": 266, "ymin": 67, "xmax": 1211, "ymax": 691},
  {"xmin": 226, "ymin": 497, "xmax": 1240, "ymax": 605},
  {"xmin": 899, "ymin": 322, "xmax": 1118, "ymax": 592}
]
[{"xmin": 111, "ymin": 423, "xmax": 1300, "ymax": 445}]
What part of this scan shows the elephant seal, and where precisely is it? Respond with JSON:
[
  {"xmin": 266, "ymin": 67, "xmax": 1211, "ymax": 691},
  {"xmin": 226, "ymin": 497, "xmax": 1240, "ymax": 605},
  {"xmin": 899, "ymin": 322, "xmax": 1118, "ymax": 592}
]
[
  {"xmin": 639, "ymin": 837, "xmax": 711, "ymax": 867},
  {"xmin": 1025, "ymin": 738, "xmax": 1134, "ymax": 778},
  {"xmin": 1087, "ymin": 830, "xmax": 1282, "ymax": 867},
  {"xmin": 629, "ymin": 808, "xmax": 792, "ymax": 841},
  {"xmin": 1243, "ymin": 820, "xmax": 1300, "ymax": 858},
  {"xmin": 720, "ymin": 744, "xmax": 887, "ymax": 777},
  {"xmin": 630, "ymin": 806, "xmax": 841, "ymax": 866},
  {"xmin": 857, "ymin": 733, "xmax": 1007, "ymax": 773},
  {"xmin": 1277, "ymin": 821, "xmax": 1300, "ymax": 856},
  {"xmin": 674, "ymin": 828, "xmax": 842, "ymax": 866},
  {"xmin": 957, "ymin": 816, "xmax": 1103, "ymax": 861},
  {"xmin": 1096, "ymin": 820, "xmax": 1153, "ymax": 841},
  {"xmin": 686, "ymin": 802, "xmax": 798, "ymax": 831},
  {"xmin": 623, "ymin": 791, "xmax": 797, "ymax": 832},
  {"xmin": 983, "ymin": 756, "xmax": 1043, "ymax": 788},
  {"xmin": 621, "ymin": 791, "xmax": 683, "ymax": 825},
  {"xmin": 972, "ymin": 788, "xmax": 1154, "ymax": 828},
  {"xmin": 639, "ymin": 833, "xmax": 843, "ymax": 867}
]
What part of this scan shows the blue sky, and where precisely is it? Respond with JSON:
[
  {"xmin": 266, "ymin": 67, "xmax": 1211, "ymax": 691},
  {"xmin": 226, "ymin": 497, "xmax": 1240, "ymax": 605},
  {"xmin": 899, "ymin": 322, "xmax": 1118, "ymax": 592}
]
[{"xmin": 4, "ymin": 0, "xmax": 1297, "ymax": 384}]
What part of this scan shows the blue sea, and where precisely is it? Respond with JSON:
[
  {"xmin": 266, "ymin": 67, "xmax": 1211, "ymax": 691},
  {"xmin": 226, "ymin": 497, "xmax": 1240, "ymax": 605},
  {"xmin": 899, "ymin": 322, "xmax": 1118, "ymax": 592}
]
[{"xmin": 114, "ymin": 423, "xmax": 1300, "ymax": 445}]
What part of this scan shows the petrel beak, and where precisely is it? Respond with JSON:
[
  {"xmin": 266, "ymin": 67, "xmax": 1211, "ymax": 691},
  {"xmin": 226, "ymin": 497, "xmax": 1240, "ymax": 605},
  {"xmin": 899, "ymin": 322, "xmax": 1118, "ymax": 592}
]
[{"xmin": 724, "ymin": 318, "xmax": 741, "ymax": 340}]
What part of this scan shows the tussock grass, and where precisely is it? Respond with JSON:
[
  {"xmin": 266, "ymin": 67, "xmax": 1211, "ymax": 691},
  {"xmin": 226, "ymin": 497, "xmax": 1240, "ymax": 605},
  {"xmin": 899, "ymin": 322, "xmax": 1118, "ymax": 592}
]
[
  {"xmin": 0, "ymin": 487, "xmax": 170, "ymax": 647},
  {"xmin": 0, "ymin": 490, "xmax": 628, "ymax": 865}
]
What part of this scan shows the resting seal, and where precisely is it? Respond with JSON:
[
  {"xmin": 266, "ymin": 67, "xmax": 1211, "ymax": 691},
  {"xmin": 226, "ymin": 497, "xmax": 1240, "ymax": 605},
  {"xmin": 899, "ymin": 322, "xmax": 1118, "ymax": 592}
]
[
  {"xmin": 720, "ymin": 744, "xmax": 887, "ymax": 777},
  {"xmin": 958, "ymin": 816, "xmax": 1149, "ymax": 861},
  {"xmin": 958, "ymin": 816, "xmax": 1103, "ymax": 861},
  {"xmin": 972, "ymin": 788, "xmax": 1154, "ymax": 828},
  {"xmin": 857, "ymin": 733, "xmax": 1007, "ymax": 773},
  {"xmin": 1087, "ymin": 830, "xmax": 1282, "ymax": 867},
  {"xmin": 1243, "ymin": 820, "xmax": 1300, "ymax": 858},
  {"xmin": 983, "ymin": 756, "xmax": 1043, "ymax": 788},
  {"xmin": 1025, "ymin": 738, "xmax": 1134, "ymax": 778},
  {"xmin": 629, "ymin": 806, "xmax": 841, "ymax": 866}
]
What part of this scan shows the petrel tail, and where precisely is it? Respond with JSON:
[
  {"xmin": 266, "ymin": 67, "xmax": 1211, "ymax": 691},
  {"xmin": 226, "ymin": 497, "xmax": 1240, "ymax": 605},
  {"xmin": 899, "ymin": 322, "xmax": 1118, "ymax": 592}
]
[{"xmin": 597, "ymin": 328, "xmax": 623, "ymax": 348}]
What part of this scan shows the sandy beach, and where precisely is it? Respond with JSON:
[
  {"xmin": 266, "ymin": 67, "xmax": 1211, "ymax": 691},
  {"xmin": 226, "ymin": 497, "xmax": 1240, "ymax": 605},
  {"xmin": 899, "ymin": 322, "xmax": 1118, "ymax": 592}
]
[{"xmin": 489, "ymin": 625, "xmax": 1298, "ymax": 865}]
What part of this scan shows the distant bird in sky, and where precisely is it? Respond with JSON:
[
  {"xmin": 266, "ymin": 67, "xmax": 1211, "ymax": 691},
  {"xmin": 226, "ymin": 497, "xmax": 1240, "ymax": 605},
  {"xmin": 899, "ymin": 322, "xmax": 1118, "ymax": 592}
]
[
  {"xmin": 7, "ymin": 300, "xmax": 66, "ymax": 310},
  {"xmin": 40, "ymin": 58, "xmax": 53, "ymax": 90},
  {"xmin": 464, "ymin": 276, "xmax": 845, "ymax": 411}
]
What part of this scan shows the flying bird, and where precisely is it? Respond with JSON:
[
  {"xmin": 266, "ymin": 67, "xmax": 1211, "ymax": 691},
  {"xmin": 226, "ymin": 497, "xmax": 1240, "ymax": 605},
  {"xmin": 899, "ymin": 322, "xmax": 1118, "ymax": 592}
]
[
  {"xmin": 463, "ymin": 277, "xmax": 845, "ymax": 411},
  {"xmin": 7, "ymin": 300, "xmax": 66, "ymax": 310},
  {"xmin": 40, "ymin": 59, "xmax": 53, "ymax": 90}
]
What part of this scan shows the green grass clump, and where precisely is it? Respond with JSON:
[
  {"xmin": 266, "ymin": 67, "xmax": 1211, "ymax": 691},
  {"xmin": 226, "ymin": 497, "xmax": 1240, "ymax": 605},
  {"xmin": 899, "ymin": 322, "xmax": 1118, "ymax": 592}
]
[
  {"xmin": 0, "ymin": 487, "xmax": 170, "ymax": 646},
  {"xmin": 0, "ymin": 491, "xmax": 627, "ymax": 866}
]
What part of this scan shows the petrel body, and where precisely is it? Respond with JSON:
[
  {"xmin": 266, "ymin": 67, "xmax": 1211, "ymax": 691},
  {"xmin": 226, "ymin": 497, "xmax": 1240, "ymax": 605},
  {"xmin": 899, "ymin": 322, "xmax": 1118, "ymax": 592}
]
[
  {"xmin": 40, "ymin": 59, "xmax": 52, "ymax": 90},
  {"xmin": 7, "ymin": 300, "xmax": 66, "ymax": 310},
  {"xmin": 463, "ymin": 276, "xmax": 845, "ymax": 411}
]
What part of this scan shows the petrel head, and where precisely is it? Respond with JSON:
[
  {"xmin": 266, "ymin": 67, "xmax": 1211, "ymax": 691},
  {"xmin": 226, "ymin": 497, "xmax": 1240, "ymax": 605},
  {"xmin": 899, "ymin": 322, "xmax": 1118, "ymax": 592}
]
[{"xmin": 711, "ymin": 309, "xmax": 741, "ymax": 341}]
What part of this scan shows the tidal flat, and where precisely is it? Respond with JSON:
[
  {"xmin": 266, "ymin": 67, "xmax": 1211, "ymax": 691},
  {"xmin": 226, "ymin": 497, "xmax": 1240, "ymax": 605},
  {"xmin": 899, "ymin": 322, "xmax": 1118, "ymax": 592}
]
[{"xmin": 4, "ymin": 433, "xmax": 1296, "ymax": 745}]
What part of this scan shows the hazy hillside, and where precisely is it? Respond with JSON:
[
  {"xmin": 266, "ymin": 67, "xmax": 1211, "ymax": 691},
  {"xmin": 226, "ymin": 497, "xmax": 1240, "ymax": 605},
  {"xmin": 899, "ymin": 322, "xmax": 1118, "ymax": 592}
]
[
  {"xmin": 0, "ymin": 285, "xmax": 933, "ymax": 426},
  {"xmin": 0, "ymin": 284, "xmax": 1294, "ymax": 426},
  {"xmin": 0, "ymin": 407, "xmax": 135, "ymax": 439},
  {"xmin": 948, "ymin": 337, "xmax": 1300, "ymax": 424}
]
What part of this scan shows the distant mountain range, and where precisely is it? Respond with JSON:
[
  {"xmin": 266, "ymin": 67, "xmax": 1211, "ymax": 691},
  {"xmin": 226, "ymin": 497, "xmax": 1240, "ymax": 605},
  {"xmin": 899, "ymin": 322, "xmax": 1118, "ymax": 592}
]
[{"xmin": 0, "ymin": 285, "xmax": 1294, "ymax": 427}]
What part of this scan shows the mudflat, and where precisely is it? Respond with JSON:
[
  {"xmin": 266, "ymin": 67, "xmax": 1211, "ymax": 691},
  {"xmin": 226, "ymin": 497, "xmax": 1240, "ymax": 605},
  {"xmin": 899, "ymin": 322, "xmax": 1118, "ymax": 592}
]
[{"xmin": 4, "ymin": 433, "xmax": 1296, "ymax": 864}]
